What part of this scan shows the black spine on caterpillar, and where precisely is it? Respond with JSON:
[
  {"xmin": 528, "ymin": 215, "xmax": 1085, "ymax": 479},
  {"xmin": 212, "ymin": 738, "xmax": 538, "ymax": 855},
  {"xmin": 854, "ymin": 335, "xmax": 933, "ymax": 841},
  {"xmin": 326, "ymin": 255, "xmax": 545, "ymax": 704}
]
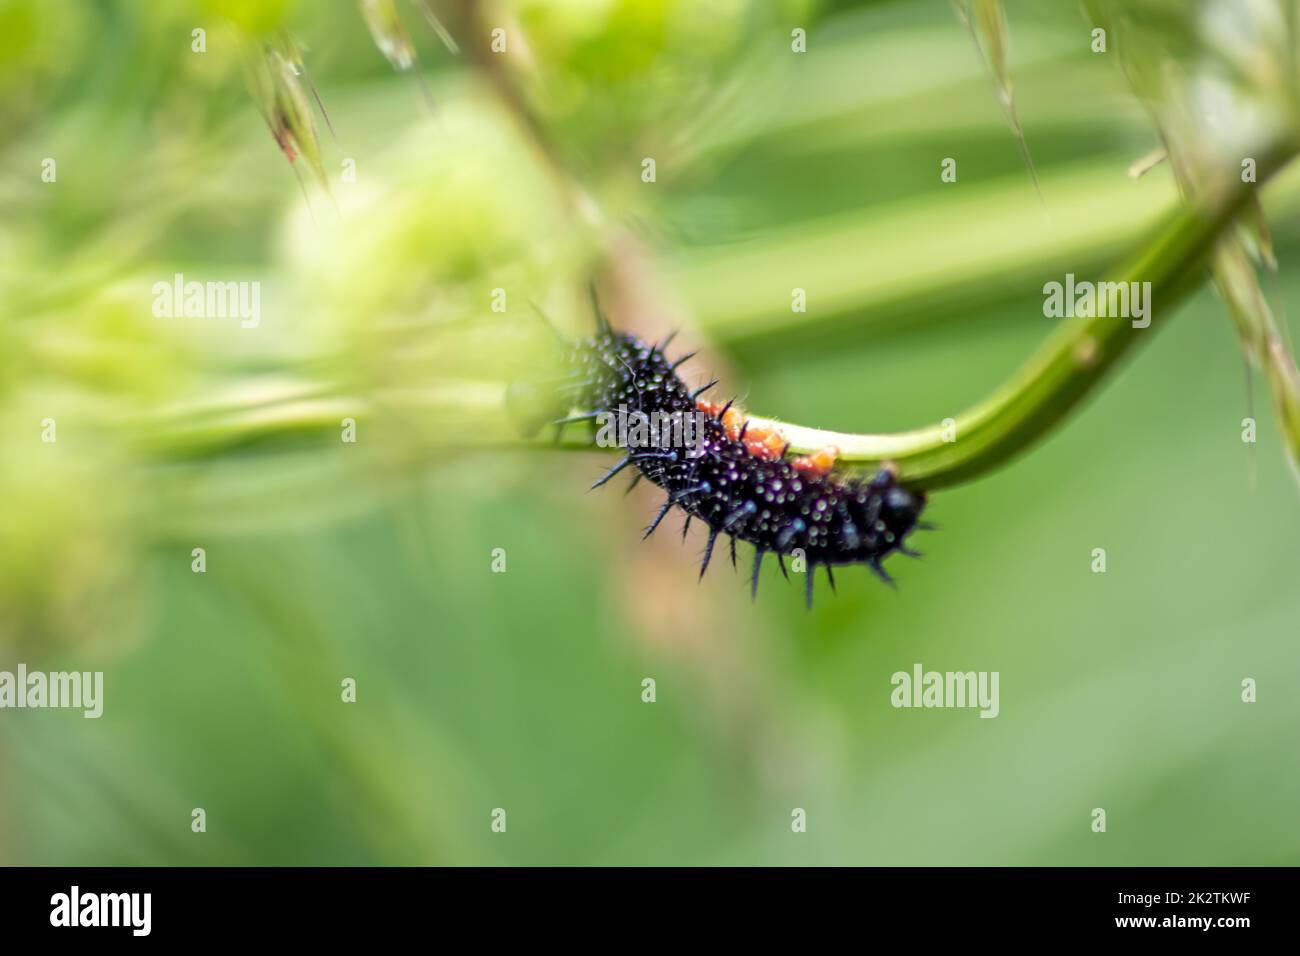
[{"xmin": 557, "ymin": 318, "xmax": 929, "ymax": 608}]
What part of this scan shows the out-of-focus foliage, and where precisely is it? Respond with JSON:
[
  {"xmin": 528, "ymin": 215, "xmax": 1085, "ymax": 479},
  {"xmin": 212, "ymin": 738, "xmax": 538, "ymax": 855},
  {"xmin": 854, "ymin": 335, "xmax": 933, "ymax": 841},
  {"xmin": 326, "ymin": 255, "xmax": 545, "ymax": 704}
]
[
  {"xmin": 1086, "ymin": 0, "xmax": 1300, "ymax": 481},
  {"xmin": 952, "ymin": 0, "xmax": 1040, "ymax": 196},
  {"xmin": 245, "ymin": 36, "xmax": 330, "ymax": 192}
]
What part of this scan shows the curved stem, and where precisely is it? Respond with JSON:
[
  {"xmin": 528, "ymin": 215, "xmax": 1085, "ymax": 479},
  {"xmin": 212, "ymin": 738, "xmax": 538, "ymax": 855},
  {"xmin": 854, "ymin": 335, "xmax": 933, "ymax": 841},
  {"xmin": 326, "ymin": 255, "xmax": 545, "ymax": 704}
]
[
  {"xmin": 443, "ymin": 0, "xmax": 1297, "ymax": 492},
  {"xmin": 136, "ymin": 149, "xmax": 1296, "ymax": 485},
  {"xmin": 746, "ymin": 143, "xmax": 1297, "ymax": 489}
]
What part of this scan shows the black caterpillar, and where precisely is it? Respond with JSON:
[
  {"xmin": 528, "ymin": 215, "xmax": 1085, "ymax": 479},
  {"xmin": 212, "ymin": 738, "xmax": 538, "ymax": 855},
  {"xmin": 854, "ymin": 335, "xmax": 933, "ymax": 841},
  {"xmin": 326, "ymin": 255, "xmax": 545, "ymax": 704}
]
[{"xmin": 531, "ymin": 303, "xmax": 929, "ymax": 607}]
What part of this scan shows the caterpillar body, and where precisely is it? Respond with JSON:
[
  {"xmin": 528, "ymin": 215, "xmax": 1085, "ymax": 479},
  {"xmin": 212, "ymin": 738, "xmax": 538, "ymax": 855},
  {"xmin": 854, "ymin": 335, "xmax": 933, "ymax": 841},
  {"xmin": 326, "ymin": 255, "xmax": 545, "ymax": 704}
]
[{"xmin": 553, "ymin": 311, "xmax": 929, "ymax": 607}]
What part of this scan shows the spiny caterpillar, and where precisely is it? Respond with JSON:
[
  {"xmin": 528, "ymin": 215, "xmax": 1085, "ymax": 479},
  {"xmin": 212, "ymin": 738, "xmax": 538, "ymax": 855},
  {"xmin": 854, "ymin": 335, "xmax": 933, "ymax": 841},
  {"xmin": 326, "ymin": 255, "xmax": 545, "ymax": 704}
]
[{"xmin": 531, "ymin": 299, "xmax": 930, "ymax": 607}]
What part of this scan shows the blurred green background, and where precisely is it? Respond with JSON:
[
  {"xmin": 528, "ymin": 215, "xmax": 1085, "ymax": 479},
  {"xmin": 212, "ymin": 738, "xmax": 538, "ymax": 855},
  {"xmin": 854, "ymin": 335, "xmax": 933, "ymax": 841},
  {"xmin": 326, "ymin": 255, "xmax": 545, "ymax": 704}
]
[{"xmin": 2, "ymin": 0, "xmax": 1298, "ymax": 865}]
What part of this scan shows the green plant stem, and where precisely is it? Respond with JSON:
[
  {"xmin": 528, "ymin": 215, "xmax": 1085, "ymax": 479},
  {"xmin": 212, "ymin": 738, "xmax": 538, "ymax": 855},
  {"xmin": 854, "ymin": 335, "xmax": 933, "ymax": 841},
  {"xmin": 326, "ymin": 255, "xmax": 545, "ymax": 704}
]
[
  {"xmin": 441, "ymin": 0, "xmax": 1298, "ymax": 492},
  {"xmin": 139, "ymin": 148, "xmax": 1294, "ymax": 482},
  {"xmin": 132, "ymin": 38, "xmax": 1295, "ymax": 495},
  {"xmin": 745, "ymin": 143, "xmax": 1298, "ymax": 490}
]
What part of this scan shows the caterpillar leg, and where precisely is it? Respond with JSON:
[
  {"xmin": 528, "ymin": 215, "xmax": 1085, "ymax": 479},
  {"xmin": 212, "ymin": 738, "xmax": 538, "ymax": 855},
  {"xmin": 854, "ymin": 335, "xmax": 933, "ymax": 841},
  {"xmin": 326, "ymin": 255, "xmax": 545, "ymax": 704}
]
[
  {"xmin": 671, "ymin": 483, "xmax": 711, "ymax": 505},
  {"xmin": 689, "ymin": 379, "xmax": 719, "ymax": 401},
  {"xmin": 775, "ymin": 518, "xmax": 805, "ymax": 551},
  {"xmin": 528, "ymin": 301, "xmax": 572, "ymax": 346},
  {"xmin": 589, "ymin": 283, "xmax": 611, "ymax": 333},
  {"xmin": 552, "ymin": 412, "xmax": 601, "ymax": 426},
  {"xmin": 722, "ymin": 500, "xmax": 757, "ymax": 530},
  {"xmin": 669, "ymin": 351, "xmax": 698, "ymax": 372},
  {"xmin": 653, "ymin": 330, "xmax": 679, "ymax": 354},
  {"xmin": 642, "ymin": 498, "xmax": 674, "ymax": 539},
  {"xmin": 699, "ymin": 528, "xmax": 718, "ymax": 579},
  {"xmin": 751, "ymin": 549, "xmax": 765, "ymax": 599},
  {"xmin": 867, "ymin": 558, "xmax": 896, "ymax": 589},
  {"xmin": 591, "ymin": 455, "xmax": 631, "ymax": 489}
]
